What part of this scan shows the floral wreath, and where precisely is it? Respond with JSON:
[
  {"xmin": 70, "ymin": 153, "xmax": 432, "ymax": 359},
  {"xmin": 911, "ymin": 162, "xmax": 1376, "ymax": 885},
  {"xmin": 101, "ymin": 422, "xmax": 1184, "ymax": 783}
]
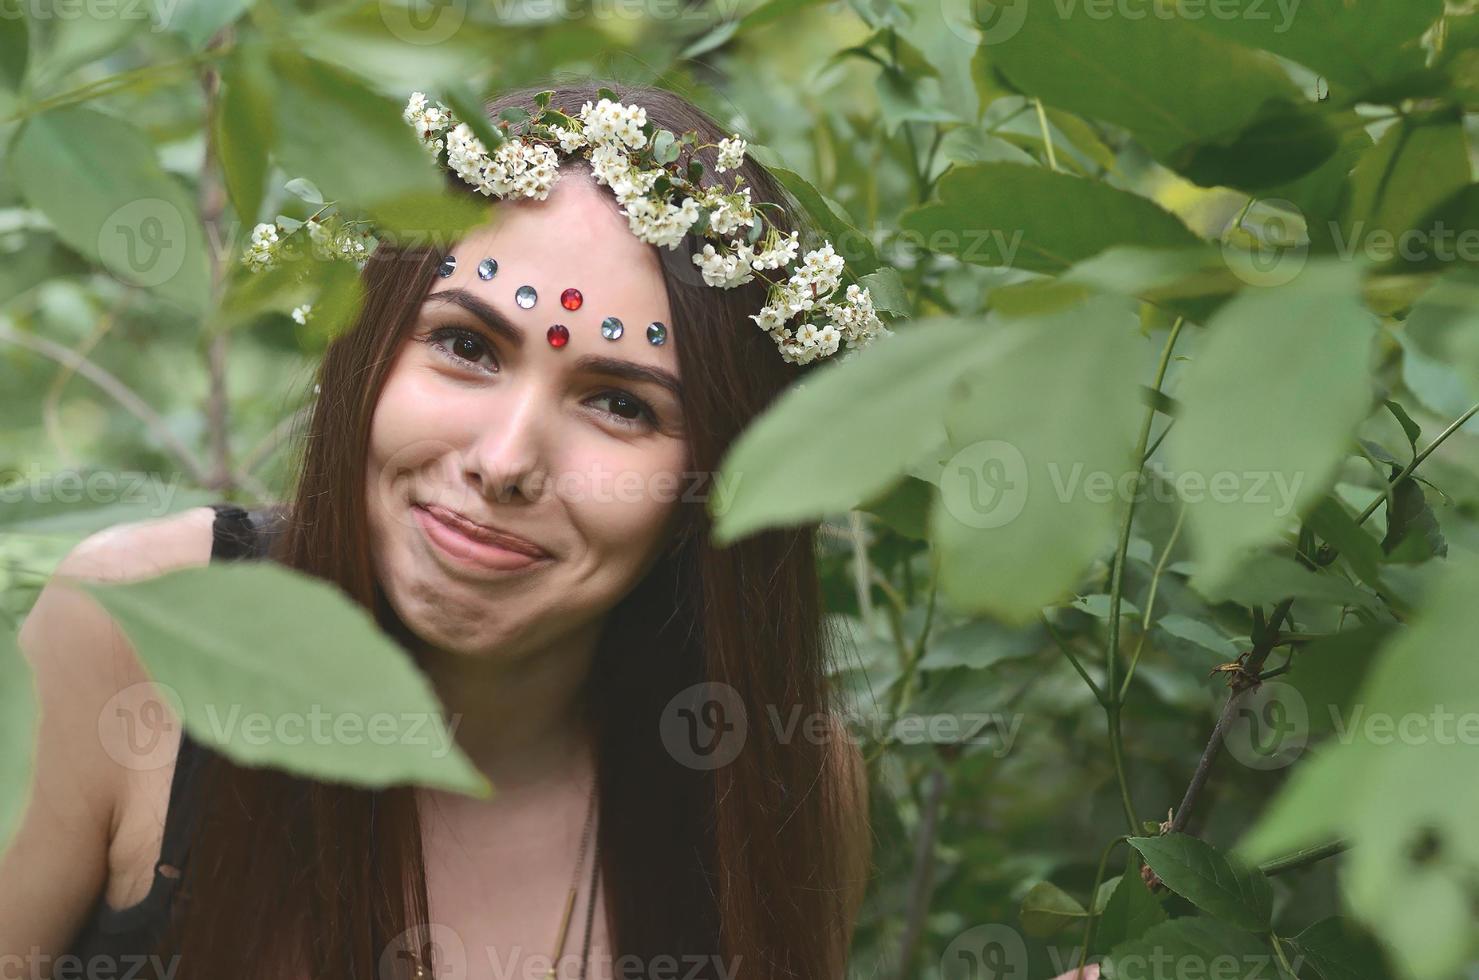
[{"xmin": 244, "ymin": 88, "xmax": 891, "ymax": 365}]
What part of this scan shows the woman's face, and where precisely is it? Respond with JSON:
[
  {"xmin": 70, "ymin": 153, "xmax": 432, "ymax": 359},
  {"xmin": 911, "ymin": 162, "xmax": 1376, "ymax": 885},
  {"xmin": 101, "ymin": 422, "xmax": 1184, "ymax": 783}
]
[{"xmin": 365, "ymin": 174, "xmax": 689, "ymax": 659}]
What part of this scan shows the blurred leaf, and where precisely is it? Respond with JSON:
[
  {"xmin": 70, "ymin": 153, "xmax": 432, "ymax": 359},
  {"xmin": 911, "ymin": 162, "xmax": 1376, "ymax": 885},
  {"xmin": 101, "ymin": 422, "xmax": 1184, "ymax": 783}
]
[
  {"xmin": 1285, "ymin": 624, "xmax": 1393, "ymax": 737},
  {"xmin": 763, "ymin": 160, "xmax": 881, "ymax": 277},
  {"xmin": 1154, "ymin": 613, "xmax": 1239, "ymax": 658},
  {"xmin": 1127, "ymin": 833, "xmax": 1272, "ymax": 932},
  {"xmin": 10, "ymin": 106, "xmax": 211, "ymax": 314},
  {"xmin": 0, "ymin": 626, "xmax": 37, "ymax": 850},
  {"xmin": 1105, "ymin": 917, "xmax": 1272, "ymax": 980},
  {"xmin": 216, "ymin": 39, "xmax": 274, "ymax": 226},
  {"xmin": 1239, "ymin": 548, "xmax": 1479, "ymax": 978},
  {"xmin": 1288, "ymin": 917, "xmax": 1394, "ymax": 980},
  {"xmin": 1167, "ymin": 262, "xmax": 1376, "ymax": 593},
  {"xmin": 153, "ymin": 0, "xmax": 248, "ymax": 49},
  {"xmin": 1182, "ymin": 0, "xmax": 1443, "ymax": 101},
  {"xmin": 857, "ymin": 266, "xmax": 909, "ymax": 316},
  {"xmin": 1305, "ymin": 496, "xmax": 1384, "ymax": 589},
  {"xmin": 1190, "ymin": 553, "xmax": 1381, "ymax": 613},
  {"xmin": 1020, "ymin": 880, "xmax": 1087, "ymax": 937},
  {"xmin": 900, "ymin": 164, "xmax": 1200, "ymax": 275},
  {"xmin": 711, "ymin": 318, "xmax": 995, "ymax": 544},
  {"xmin": 269, "ymin": 49, "xmax": 442, "ymax": 210},
  {"xmin": 77, "ymin": 562, "xmax": 488, "ymax": 795},
  {"xmin": 0, "ymin": 0, "xmax": 27, "ymax": 93},
  {"xmin": 932, "ymin": 295, "xmax": 1144, "ymax": 625}
]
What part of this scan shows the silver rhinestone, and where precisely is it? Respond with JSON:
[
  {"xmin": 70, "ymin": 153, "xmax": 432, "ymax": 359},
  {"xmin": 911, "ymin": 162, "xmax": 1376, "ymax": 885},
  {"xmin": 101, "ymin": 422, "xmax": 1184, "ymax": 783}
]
[
  {"xmin": 436, "ymin": 255, "xmax": 456, "ymax": 278},
  {"xmin": 600, "ymin": 316, "xmax": 624, "ymax": 340},
  {"xmin": 515, "ymin": 284, "xmax": 537, "ymax": 309},
  {"xmin": 477, "ymin": 257, "xmax": 498, "ymax": 280},
  {"xmin": 646, "ymin": 321, "xmax": 667, "ymax": 345}
]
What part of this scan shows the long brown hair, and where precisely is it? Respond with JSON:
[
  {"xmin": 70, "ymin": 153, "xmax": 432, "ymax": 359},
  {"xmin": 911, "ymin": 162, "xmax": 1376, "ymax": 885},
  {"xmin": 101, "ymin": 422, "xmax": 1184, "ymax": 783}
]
[{"xmin": 163, "ymin": 81, "xmax": 866, "ymax": 980}]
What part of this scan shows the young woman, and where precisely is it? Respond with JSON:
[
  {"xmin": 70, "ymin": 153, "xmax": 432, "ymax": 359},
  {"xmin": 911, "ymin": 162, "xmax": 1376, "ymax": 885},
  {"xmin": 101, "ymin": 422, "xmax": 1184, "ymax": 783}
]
[{"xmin": 2, "ymin": 83, "xmax": 874, "ymax": 980}]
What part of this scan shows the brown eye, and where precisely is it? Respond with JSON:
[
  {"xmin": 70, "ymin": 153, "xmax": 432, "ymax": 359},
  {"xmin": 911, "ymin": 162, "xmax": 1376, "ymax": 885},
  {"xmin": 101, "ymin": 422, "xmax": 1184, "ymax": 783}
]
[{"xmin": 426, "ymin": 326, "xmax": 497, "ymax": 373}]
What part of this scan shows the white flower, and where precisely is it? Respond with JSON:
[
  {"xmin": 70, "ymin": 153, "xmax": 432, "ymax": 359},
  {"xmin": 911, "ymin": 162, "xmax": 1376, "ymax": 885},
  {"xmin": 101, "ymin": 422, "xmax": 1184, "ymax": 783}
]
[
  {"xmin": 814, "ymin": 323, "xmax": 843, "ymax": 356},
  {"xmin": 445, "ymin": 123, "xmax": 496, "ymax": 195},
  {"xmin": 404, "ymin": 92, "xmax": 452, "ymax": 157},
  {"xmin": 691, "ymin": 241, "xmax": 756, "ymax": 288},
  {"xmin": 243, "ymin": 222, "xmax": 279, "ymax": 271},
  {"xmin": 554, "ymin": 123, "xmax": 588, "ymax": 153},
  {"xmin": 578, "ymin": 98, "xmax": 648, "ymax": 151},
  {"xmin": 705, "ymin": 186, "xmax": 755, "ymax": 237},
  {"xmin": 749, "ymin": 303, "xmax": 788, "ymax": 333},
  {"xmin": 715, "ymin": 135, "xmax": 747, "ymax": 173},
  {"xmin": 622, "ymin": 195, "xmax": 700, "ymax": 250},
  {"xmin": 751, "ymin": 229, "xmax": 799, "ymax": 270},
  {"xmin": 291, "ymin": 304, "xmax": 313, "ymax": 325},
  {"xmin": 792, "ymin": 242, "xmax": 846, "ymax": 297}
]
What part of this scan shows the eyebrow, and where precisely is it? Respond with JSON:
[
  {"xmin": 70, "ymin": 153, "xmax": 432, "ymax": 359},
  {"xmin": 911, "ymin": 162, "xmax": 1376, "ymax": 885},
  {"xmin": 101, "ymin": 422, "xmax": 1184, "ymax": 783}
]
[{"xmin": 424, "ymin": 288, "xmax": 684, "ymax": 400}]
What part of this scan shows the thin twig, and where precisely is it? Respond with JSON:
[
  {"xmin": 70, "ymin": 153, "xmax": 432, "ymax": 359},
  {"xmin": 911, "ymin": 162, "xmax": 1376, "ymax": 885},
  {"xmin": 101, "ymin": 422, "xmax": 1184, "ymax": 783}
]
[
  {"xmin": 891, "ymin": 766, "xmax": 949, "ymax": 980},
  {"xmin": 0, "ymin": 324, "xmax": 210, "ymax": 485}
]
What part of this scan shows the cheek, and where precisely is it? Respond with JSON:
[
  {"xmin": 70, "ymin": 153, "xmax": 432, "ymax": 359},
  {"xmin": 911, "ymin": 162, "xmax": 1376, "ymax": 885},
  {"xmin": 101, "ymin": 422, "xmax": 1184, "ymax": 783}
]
[{"xmin": 563, "ymin": 442, "xmax": 688, "ymax": 563}]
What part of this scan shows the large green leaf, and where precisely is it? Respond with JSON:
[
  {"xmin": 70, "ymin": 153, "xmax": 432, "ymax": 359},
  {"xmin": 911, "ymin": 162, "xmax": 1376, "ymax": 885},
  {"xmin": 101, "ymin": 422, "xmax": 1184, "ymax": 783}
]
[
  {"xmin": 76, "ymin": 562, "xmax": 488, "ymax": 796},
  {"xmin": 1091, "ymin": 868, "xmax": 1167, "ymax": 956},
  {"xmin": 900, "ymin": 164, "xmax": 1200, "ymax": 275},
  {"xmin": 1167, "ymin": 261, "xmax": 1377, "ymax": 593},
  {"xmin": 215, "ymin": 40, "xmax": 274, "ymax": 226},
  {"xmin": 1183, "ymin": 0, "xmax": 1444, "ymax": 101},
  {"xmin": 1335, "ymin": 108, "xmax": 1472, "ymax": 271},
  {"xmin": 1128, "ymin": 833, "xmax": 1272, "ymax": 933},
  {"xmin": 0, "ymin": 627, "xmax": 37, "ymax": 850},
  {"xmin": 929, "ymin": 295, "xmax": 1145, "ymax": 624},
  {"xmin": 10, "ymin": 106, "xmax": 211, "ymax": 314},
  {"xmin": 1239, "ymin": 549, "xmax": 1479, "ymax": 979},
  {"xmin": 711, "ymin": 318, "xmax": 998, "ymax": 544},
  {"xmin": 1288, "ymin": 917, "xmax": 1394, "ymax": 980},
  {"xmin": 268, "ymin": 49, "xmax": 442, "ymax": 211},
  {"xmin": 1105, "ymin": 917, "xmax": 1274, "ymax": 980},
  {"xmin": 1020, "ymin": 880, "xmax": 1088, "ymax": 937},
  {"xmin": 984, "ymin": 0, "xmax": 1332, "ymax": 187}
]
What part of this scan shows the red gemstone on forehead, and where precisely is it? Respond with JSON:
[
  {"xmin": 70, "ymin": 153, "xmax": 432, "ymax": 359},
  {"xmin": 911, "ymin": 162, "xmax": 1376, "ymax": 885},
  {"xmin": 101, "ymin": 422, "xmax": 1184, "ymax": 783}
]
[
  {"xmin": 547, "ymin": 324, "xmax": 570, "ymax": 348},
  {"xmin": 561, "ymin": 288, "xmax": 583, "ymax": 311}
]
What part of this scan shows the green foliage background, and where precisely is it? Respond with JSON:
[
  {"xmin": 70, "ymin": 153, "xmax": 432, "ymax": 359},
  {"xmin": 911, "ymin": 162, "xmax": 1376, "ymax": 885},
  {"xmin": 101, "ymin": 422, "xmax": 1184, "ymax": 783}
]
[{"xmin": 3, "ymin": 0, "xmax": 1479, "ymax": 978}]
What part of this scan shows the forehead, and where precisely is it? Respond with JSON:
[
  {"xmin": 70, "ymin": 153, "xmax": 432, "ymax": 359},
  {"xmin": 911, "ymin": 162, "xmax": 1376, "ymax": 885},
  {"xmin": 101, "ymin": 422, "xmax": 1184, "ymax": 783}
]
[{"xmin": 430, "ymin": 176, "xmax": 676, "ymax": 362}]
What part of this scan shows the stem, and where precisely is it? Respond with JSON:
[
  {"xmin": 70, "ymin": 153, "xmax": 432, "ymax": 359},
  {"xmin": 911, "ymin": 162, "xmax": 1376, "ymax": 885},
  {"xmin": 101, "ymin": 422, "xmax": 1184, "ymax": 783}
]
[
  {"xmin": 0, "ymin": 324, "xmax": 211, "ymax": 485},
  {"xmin": 1033, "ymin": 98, "xmax": 1059, "ymax": 172},
  {"xmin": 1120, "ymin": 500, "xmax": 1186, "ymax": 702},
  {"xmin": 891, "ymin": 766, "xmax": 949, "ymax": 980},
  {"xmin": 1258, "ymin": 839, "xmax": 1350, "ymax": 876},
  {"xmin": 8, "ymin": 50, "xmax": 225, "ymax": 121},
  {"xmin": 1355, "ymin": 399, "xmax": 1479, "ymax": 526},
  {"xmin": 1043, "ymin": 612, "xmax": 1106, "ymax": 704},
  {"xmin": 1170, "ymin": 596, "xmax": 1295, "ymax": 833},
  {"xmin": 1077, "ymin": 836, "xmax": 1130, "ymax": 972}
]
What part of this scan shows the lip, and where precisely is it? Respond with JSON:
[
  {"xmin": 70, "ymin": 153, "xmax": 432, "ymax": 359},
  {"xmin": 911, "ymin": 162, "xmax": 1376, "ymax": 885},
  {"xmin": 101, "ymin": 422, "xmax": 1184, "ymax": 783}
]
[{"xmin": 412, "ymin": 503, "xmax": 552, "ymax": 573}]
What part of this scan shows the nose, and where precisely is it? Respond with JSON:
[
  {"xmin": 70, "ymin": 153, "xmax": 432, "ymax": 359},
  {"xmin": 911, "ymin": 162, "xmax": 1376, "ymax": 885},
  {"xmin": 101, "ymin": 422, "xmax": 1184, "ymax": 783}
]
[{"xmin": 460, "ymin": 376, "xmax": 551, "ymax": 506}]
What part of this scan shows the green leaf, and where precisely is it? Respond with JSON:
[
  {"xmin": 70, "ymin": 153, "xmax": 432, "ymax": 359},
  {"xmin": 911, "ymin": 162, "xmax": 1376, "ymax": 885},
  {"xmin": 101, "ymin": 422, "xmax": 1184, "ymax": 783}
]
[
  {"xmin": 1305, "ymin": 496, "xmax": 1384, "ymax": 589},
  {"xmin": 762, "ymin": 161, "xmax": 880, "ymax": 277},
  {"xmin": 215, "ymin": 40, "xmax": 274, "ymax": 226},
  {"xmin": 269, "ymin": 50, "xmax": 442, "ymax": 210},
  {"xmin": 1190, "ymin": 552, "xmax": 1381, "ymax": 612},
  {"xmin": 10, "ymin": 106, "xmax": 211, "ymax": 315},
  {"xmin": 1127, "ymin": 833, "xmax": 1272, "ymax": 933},
  {"xmin": 1105, "ymin": 917, "xmax": 1273, "ymax": 980},
  {"xmin": 1153, "ymin": 613, "xmax": 1239, "ymax": 658},
  {"xmin": 900, "ymin": 164, "xmax": 1199, "ymax": 275},
  {"xmin": 1182, "ymin": 0, "xmax": 1443, "ymax": 102},
  {"xmin": 1380, "ymin": 470, "xmax": 1447, "ymax": 562},
  {"xmin": 154, "ymin": 0, "xmax": 249, "ymax": 49},
  {"xmin": 0, "ymin": 0, "xmax": 28, "ymax": 93},
  {"xmin": 986, "ymin": 0, "xmax": 1311, "ymax": 179},
  {"xmin": 1172, "ymin": 99, "xmax": 1341, "ymax": 194},
  {"xmin": 1288, "ymin": 917, "xmax": 1393, "ymax": 980},
  {"xmin": 0, "ymin": 627, "xmax": 37, "ymax": 850},
  {"xmin": 1020, "ymin": 880, "xmax": 1088, "ymax": 938},
  {"xmin": 930, "ymin": 295, "xmax": 1146, "ymax": 625},
  {"xmin": 77, "ymin": 562, "xmax": 487, "ymax": 795},
  {"xmin": 1238, "ymin": 548, "xmax": 1479, "ymax": 979},
  {"xmin": 710, "ymin": 318, "xmax": 996, "ymax": 544},
  {"xmin": 1166, "ymin": 261, "xmax": 1377, "ymax": 593},
  {"xmin": 1336, "ymin": 108, "xmax": 1471, "ymax": 272},
  {"xmin": 857, "ymin": 267, "xmax": 910, "ymax": 316},
  {"xmin": 1091, "ymin": 868, "xmax": 1167, "ymax": 956},
  {"xmin": 1285, "ymin": 624, "xmax": 1394, "ymax": 737}
]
